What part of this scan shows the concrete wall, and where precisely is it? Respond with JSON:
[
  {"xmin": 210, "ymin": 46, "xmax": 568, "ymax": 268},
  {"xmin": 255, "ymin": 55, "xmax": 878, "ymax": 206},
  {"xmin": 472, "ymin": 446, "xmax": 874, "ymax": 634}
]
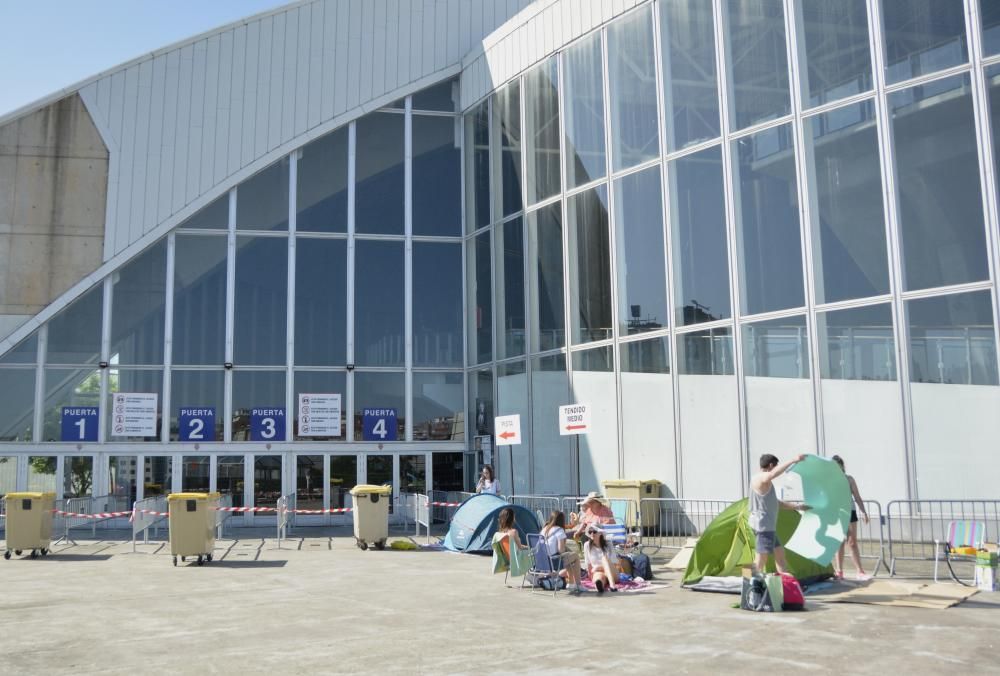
[{"xmin": 0, "ymin": 95, "xmax": 108, "ymax": 341}]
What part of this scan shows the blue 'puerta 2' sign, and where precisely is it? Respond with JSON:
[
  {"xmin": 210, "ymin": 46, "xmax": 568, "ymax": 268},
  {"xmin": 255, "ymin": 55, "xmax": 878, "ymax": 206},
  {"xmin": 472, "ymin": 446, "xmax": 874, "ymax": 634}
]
[
  {"xmin": 179, "ymin": 407, "xmax": 216, "ymax": 442},
  {"xmin": 61, "ymin": 407, "xmax": 99, "ymax": 442},
  {"xmin": 250, "ymin": 408, "xmax": 285, "ymax": 441}
]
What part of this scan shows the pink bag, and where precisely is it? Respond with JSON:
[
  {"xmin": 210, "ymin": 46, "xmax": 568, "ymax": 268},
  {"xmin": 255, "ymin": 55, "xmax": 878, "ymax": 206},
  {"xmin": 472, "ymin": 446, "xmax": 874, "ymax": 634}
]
[{"xmin": 780, "ymin": 573, "xmax": 805, "ymax": 611}]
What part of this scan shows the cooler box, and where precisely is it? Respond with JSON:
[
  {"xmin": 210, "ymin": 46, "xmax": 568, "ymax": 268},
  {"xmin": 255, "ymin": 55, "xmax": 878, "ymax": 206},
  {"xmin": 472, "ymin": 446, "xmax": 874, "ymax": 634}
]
[
  {"xmin": 602, "ymin": 480, "xmax": 662, "ymax": 529},
  {"xmin": 349, "ymin": 484, "xmax": 392, "ymax": 550},
  {"xmin": 167, "ymin": 492, "xmax": 220, "ymax": 565},
  {"xmin": 3, "ymin": 492, "xmax": 55, "ymax": 559}
]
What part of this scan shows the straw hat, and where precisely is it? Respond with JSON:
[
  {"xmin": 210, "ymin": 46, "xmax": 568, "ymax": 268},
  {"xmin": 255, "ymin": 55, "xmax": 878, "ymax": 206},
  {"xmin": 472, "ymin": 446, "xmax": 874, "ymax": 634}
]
[{"xmin": 577, "ymin": 491, "xmax": 602, "ymax": 506}]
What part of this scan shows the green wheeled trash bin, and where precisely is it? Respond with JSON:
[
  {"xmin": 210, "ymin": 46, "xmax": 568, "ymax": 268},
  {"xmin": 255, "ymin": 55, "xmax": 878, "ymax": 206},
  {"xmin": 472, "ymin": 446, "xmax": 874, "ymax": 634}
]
[
  {"xmin": 349, "ymin": 484, "xmax": 392, "ymax": 551},
  {"xmin": 602, "ymin": 480, "xmax": 662, "ymax": 529},
  {"xmin": 3, "ymin": 492, "xmax": 56, "ymax": 560},
  {"xmin": 168, "ymin": 492, "xmax": 220, "ymax": 566}
]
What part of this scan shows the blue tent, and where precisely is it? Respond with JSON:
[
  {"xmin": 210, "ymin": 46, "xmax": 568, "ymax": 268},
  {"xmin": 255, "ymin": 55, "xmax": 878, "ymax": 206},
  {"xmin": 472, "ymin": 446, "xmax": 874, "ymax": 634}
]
[{"xmin": 443, "ymin": 494, "xmax": 539, "ymax": 553}]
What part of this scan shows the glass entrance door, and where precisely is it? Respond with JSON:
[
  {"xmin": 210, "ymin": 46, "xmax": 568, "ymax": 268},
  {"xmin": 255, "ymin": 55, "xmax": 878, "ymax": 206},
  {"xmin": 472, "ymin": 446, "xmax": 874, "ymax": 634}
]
[
  {"xmin": 294, "ymin": 454, "xmax": 324, "ymax": 525},
  {"xmin": 251, "ymin": 454, "xmax": 282, "ymax": 523},
  {"xmin": 329, "ymin": 455, "xmax": 358, "ymax": 526}
]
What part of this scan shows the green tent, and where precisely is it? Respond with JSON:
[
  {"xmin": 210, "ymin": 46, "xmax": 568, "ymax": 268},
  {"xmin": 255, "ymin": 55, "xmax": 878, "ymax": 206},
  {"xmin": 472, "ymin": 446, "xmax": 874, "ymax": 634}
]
[{"xmin": 681, "ymin": 499, "xmax": 832, "ymax": 586}]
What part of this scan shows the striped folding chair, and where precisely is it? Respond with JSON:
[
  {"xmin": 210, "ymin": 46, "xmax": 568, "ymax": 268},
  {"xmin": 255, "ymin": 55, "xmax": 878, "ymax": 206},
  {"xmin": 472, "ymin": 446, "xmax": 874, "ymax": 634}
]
[{"xmin": 934, "ymin": 520, "xmax": 986, "ymax": 583}]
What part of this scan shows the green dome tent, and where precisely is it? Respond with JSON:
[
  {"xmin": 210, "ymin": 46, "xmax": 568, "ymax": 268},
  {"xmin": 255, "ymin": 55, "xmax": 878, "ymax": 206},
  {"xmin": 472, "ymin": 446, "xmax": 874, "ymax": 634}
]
[{"xmin": 682, "ymin": 499, "xmax": 832, "ymax": 586}]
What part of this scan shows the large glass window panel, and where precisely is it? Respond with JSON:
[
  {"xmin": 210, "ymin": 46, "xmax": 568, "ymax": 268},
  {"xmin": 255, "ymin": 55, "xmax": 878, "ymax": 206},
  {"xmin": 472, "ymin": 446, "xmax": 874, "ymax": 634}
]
[
  {"xmin": 733, "ymin": 124, "xmax": 805, "ymax": 315},
  {"xmin": 495, "ymin": 361, "xmax": 529, "ymax": 493},
  {"xmin": 493, "ymin": 84, "xmax": 523, "ymax": 219},
  {"xmin": 669, "ymin": 146, "xmax": 731, "ymax": 326},
  {"xmin": 465, "ymin": 102, "xmax": 491, "ymax": 232},
  {"xmin": 528, "ymin": 204, "xmax": 565, "ymax": 352},
  {"xmin": 107, "ymin": 369, "xmax": 163, "ymax": 442},
  {"xmin": 254, "ymin": 455, "xmax": 282, "ymax": 509},
  {"xmin": 985, "ymin": 65, "xmax": 1000, "ymax": 223},
  {"xmin": 412, "ymin": 78, "xmax": 457, "ymax": 112},
  {"xmin": 295, "ymin": 238, "xmax": 346, "ymax": 366},
  {"xmin": 27, "ymin": 456, "xmax": 57, "ymax": 493},
  {"xmin": 0, "ymin": 369, "xmax": 35, "ymax": 441},
  {"xmin": 469, "ymin": 367, "xmax": 494, "ymax": 438},
  {"xmin": 108, "ymin": 456, "xmax": 137, "ymax": 505},
  {"xmin": 567, "ymin": 186, "xmax": 613, "ymax": 345},
  {"xmin": 182, "ymin": 456, "xmax": 210, "ymax": 491},
  {"xmin": 355, "ymin": 240, "xmax": 404, "ymax": 367},
  {"xmin": 217, "ymin": 455, "xmax": 245, "ymax": 507},
  {"xmin": 615, "ymin": 166, "xmax": 667, "ymax": 336},
  {"xmin": 110, "ymin": 240, "xmax": 167, "ymax": 365},
  {"xmin": 169, "ymin": 370, "xmax": 224, "ymax": 441},
  {"xmin": 805, "ymin": 101, "xmax": 889, "ymax": 304},
  {"xmin": 236, "ymin": 159, "xmax": 289, "ymax": 231},
  {"xmin": 496, "ymin": 218, "xmax": 526, "ymax": 359},
  {"xmin": 985, "ymin": 0, "xmax": 1000, "ymax": 56},
  {"xmin": 724, "ymin": 0, "xmax": 791, "ymax": 130},
  {"xmin": 742, "ymin": 315, "xmax": 809, "ymax": 378},
  {"xmin": 0, "ymin": 457, "xmax": 15, "ymax": 498},
  {"xmin": 297, "ymin": 127, "xmax": 348, "ymax": 233},
  {"xmin": 356, "ymin": 113, "xmax": 405, "ymax": 235},
  {"xmin": 817, "ymin": 303, "xmax": 897, "ymax": 381},
  {"xmin": 234, "ymin": 236, "xmax": 288, "ymax": 365},
  {"xmin": 178, "ymin": 195, "xmax": 228, "ymax": 230},
  {"xmin": 468, "ymin": 232, "xmax": 493, "ymax": 364},
  {"xmin": 908, "ymin": 291, "xmax": 998, "ymax": 386},
  {"xmin": 531, "ymin": 354, "xmax": 573, "ymax": 495},
  {"xmin": 524, "ymin": 58, "xmax": 561, "ymax": 205},
  {"xmin": 796, "ymin": 0, "xmax": 873, "ymax": 108},
  {"xmin": 63, "ymin": 456, "xmax": 94, "ymax": 498},
  {"xmin": 659, "ymin": 0, "xmax": 720, "ymax": 150},
  {"xmin": 413, "ymin": 372, "xmax": 463, "ymax": 441},
  {"xmin": 46, "ymin": 286, "xmax": 103, "ymax": 365},
  {"xmin": 173, "ymin": 235, "xmax": 227, "ymax": 365},
  {"xmin": 619, "ymin": 338, "xmax": 675, "ymax": 489},
  {"xmin": 413, "ymin": 242, "xmax": 463, "ymax": 368},
  {"xmin": 677, "ymin": 327, "xmax": 735, "ymax": 376},
  {"xmin": 231, "ymin": 371, "xmax": 286, "ymax": 441},
  {"xmin": 143, "ymin": 456, "xmax": 173, "ymax": 496},
  {"xmin": 366, "ymin": 455, "xmax": 393, "ymax": 492},
  {"xmin": 413, "ymin": 115, "xmax": 461, "ymax": 236},
  {"xmin": 354, "ymin": 372, "xmax": 405, "ymax": 441},
  {"xmin": 0, "ymin": 333, "xmax": 37, "ymax": 365},
  {"xmin": 296, "ymin": 455, "xmax": 323, "ymax": 510},
  {"xmin": 882, "ymin": 0, "xmax": 968, "ymax": 85},
  {"xmin": 293, "ymin": 370, "xmax": 346, "ymax": 441},
  {"xmin": 563, "ymin": 33, "xmax": 606, "ymax": 188},
  {"xmin": 330, "ymin": 455, "xmax": 357, "ymax": 509},
  {"xmin": 41, "ymin": 368, "xmax": 100, "ymax": 442},
  {"xmin": 607, "ymin": 6, "xmax": 660, "ymax": 171},
  {"xmin": 890, "ymin": 75, "xmax": 988, "ymax": 291}
]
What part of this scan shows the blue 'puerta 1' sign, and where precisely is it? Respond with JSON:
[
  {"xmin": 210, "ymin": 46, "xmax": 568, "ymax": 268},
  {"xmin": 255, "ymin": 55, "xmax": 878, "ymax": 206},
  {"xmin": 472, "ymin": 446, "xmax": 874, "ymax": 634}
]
[
  {"xmin": 250, "ymin": 408, "xmax": 286, "ymax": 441},
  {"xmin": 363, "ymin": 408, "xmax": 397, "ymax": 441},
  {"xmin": 179, "ymin": 408, "xmax": 216, "ymax": 442},
  {"xmin": 61, "ymin": 407, "xmax": 99, "ymax": 442}
]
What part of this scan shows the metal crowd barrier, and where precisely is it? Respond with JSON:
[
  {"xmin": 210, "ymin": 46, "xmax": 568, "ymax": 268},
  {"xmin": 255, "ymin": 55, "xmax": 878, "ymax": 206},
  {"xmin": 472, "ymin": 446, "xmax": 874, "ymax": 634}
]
[
  {"xmin": 851, "ymin": 500, "xmax": 887, "ymax": 575},
  {"xmin": 276, "ymin": 495, "xmax": 290, "ymax": 547},
  {"xmin": 508, "ymin": 495, "xmax": 562, "ymax": 525},
  {"xmin": 132, "ymin": 495, "xmax": 169, "ymax": 551},
  {"xmin": 427, "ymin": 490, "xmax": 470, "ymax": 525},
  {"xmin": 215, "ymin": 493, "xmax": 234, "ymax": 539},
  {"xmin": 398, "ymin": 492, "xmax": 432, "ymax": 542},
  {"xmin": 886, "ymin": 499, "xmax": 1000, "ymax": 577},
  {"xmin": 638, "ymin": 499, "xmax": 732, "ymax": 556},
  {"xmin": 54, "ymin": 494, "xmax": 132, "ymax": 545}
]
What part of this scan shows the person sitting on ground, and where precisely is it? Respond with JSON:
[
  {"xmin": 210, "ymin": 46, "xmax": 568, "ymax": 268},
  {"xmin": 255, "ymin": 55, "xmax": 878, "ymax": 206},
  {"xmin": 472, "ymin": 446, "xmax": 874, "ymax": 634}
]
[
  {"xmin": 749, "ymin": 453, "xmax": 811, "ymax": 575},
  {"xmin": 583, "ymin": 528, "xmax": 619, "ymax": 594},
  {"xmin": 569, "ymin": 492, "xmax": 615, "ymax": 537},
  {"xmin": 831, "ymin": 454, "xmax": 871, "ymax": 581},
  {"xmin": 541, "ymin": 510, "xmax": 583, "ymax": 594},
  {"xmin": 496, "ymin": 506, "xmax": 527, "ymax": 561},
  {"xmin": 475, "ymin": 464, "xmax": 500, "ymax": 495}
]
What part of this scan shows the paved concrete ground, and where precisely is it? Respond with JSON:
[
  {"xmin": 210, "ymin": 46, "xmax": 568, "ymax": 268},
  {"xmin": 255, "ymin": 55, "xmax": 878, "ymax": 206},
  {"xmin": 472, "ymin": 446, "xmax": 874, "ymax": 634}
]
[{"xmin": 1, "ymin": 529, "xmax": 998, "ymax": 675}]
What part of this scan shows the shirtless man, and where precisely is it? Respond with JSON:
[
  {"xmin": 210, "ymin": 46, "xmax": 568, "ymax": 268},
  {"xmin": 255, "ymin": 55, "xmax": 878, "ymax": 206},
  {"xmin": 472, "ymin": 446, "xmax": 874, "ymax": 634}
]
[{"xmin": 750, "ymin": 453, "xmax": 810, "ymax": 574}]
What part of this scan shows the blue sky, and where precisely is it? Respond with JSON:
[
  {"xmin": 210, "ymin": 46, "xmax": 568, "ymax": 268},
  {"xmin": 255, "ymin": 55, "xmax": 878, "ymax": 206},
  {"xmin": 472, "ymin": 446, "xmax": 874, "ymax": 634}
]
[{"xmin": 0, "ymin": 1, "xmax": 292, "ymax": 116}]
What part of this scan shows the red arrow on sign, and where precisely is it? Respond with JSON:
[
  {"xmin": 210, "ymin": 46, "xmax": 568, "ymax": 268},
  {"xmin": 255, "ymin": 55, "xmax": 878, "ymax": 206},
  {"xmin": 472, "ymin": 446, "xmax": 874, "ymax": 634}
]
[
  {"xmin": 565, "ymin": 425, "xmax": 586, "ymax": 431},
  {"xmin": 498, "ymin": 431, "xmax": 516, "ymax": 440}
]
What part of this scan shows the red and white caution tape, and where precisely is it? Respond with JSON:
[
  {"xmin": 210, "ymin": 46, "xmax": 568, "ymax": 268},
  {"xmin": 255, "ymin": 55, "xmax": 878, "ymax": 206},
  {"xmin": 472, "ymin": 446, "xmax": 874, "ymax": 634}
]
[
  {"xmin": 54, "ymin": 510, "xmax": 134, "ymax": 519},
  {"xmin": 136, "ymin": 508, "xmax": 170, "ymax": 517},
  {"xmin": 288, "ymin": 507, "xmax": 353, "ymax": 514},
  {"xmin": 214, "ymin": 506, "xmax": 277, "ymax": 513},
  {"xmin": 428, "ymin": 501, "xmax": 461, "ymax": 507}
]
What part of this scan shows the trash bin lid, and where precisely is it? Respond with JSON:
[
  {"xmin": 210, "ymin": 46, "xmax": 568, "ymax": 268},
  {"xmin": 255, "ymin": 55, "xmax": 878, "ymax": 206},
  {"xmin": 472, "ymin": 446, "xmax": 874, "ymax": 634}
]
[
  {"xmin": 5, "ymin": 492, "xmax": 55, "ymax": 499},
  {"xmin": 602, "ymin": 479, "xmax": 661, "ymax": 488},
  {"xmin": 167, "ymin": 492, "xmax": 220, "ymax": 502},
  {"xmin": 349, "ymin": 484, "xmax": 393, "ymax": 496}
]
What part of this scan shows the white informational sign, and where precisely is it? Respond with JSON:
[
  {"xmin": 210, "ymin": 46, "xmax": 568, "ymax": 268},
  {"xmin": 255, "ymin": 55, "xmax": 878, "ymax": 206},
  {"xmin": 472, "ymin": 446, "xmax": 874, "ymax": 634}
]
[
  {"xmin": 494, "ymin": 414, "xmax": 522, "ymax": 446},
  {"xmin": 298, "ymin": 393, "xmax": 342, "ymax": 436},
  {"xmin": 111, "ymin": 392, "xmax": 158, "ymax": 437},
  {"xmin": 559, "ymin": 403, "xmax": 590, "ymax": 435}
]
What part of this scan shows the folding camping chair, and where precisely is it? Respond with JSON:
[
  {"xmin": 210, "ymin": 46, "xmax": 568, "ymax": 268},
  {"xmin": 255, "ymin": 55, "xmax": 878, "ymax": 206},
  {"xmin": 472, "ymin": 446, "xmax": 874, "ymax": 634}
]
[
  {"xmin": 934, "ymin": 520, "xmax": 986, "ymax": 584},
  {"xmin": 523, "ymin": 534, "xmax": 571, "ymax": 597}
]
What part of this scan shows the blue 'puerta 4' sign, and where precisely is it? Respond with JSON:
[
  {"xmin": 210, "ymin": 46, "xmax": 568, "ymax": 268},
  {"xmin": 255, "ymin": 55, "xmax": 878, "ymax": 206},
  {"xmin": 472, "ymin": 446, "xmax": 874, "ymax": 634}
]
[
  {"xmin": 250, "ymin": 408, "xmax": 285, "ymax": 441},
  {"xmin": 363, "ymin": 408, "xmax": 397, "ymax": 441},
  {"xmin": 61, "ymin": 407, "xmax": 99, "ymax": 442}
]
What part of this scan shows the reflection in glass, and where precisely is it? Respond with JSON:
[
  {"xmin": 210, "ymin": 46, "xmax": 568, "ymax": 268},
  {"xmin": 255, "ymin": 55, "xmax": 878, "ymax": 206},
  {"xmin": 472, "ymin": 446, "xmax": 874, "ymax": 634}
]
[
  {"xmin": 413, "ymin": 115, "xmax": 461, "ymax": 236},
  {"xmin": 890, "ymin": 75, "xmax": 988, "ymax": 291},
  {"xmin": 367, "ymin": 455, "xmax": 393, "ymax": 493},
  {"xmin": 354, "ymin": 372, "xmax": 405, "ymax": 440},
  {"xmin": 563, "ymin": 33, "xmax": 606, "ymax": 188},
  {"xmin": 169, "ymin": 370, "xmax": 224, "ymax": 441},
  {"xmin": 608, "ymin": 6, "xmax": 660, "ymax": 171},
  {"xmin": 234, "ymin": 237, "xmax": 288, "ymax": 365},
  {"xmin": 986, "ymin": 66, "xmax": 1000, "ymax": 221},
  {"xmin": 733, "ymin": 124, "xmax": 804, "ymax": 315},
  {"xmin": 108, "ymin": 456, "xmax": 137, "ymax": 505},
  {"xmin": 615, "ymin": 166, "xmax": 667, "ymax": 336},
  {"xmin": 531, "ymin": 353, "xmax": 572, "ymax": 495},
  {"xmin": 724, "ymin": 0, "xmax": 791, "ymax": 130},
  {"xmin": 412, "ymin": 78, "xmax": 456, "ymax": 111},
  {"xmin": 42, "ymin": 368, "xmax": 100, "ymax": 442},
  {"xmin": 669, "ymin": 146, "xmax": 731, "ymax": 326},
  {"xmin": 797, "ymin": 0, "xmax": 873, "ymax": 108},
  {"xmin": 465, "ymin": 102, "xmax": 491, "ymax": 232},
  {"xmin": 330, "ymin": 456, "xmax": 357, "ymax": 509},
  {"xmin": 572, "ymin": 345, "xmax": 614, "ymax": 372},
  {"xmin": 659, "ymin": 0, "xmax": 720, "ymax": 149},
  {"xmin": 231, "ymin": 371, "xmax": 286, "ymax": 441},
  {"xmin": 63, "ymin": 456, "xmax": 93, "ymax": 498},
  {"xmin": 524, "ymin": 58, "xmax": 561, "ymax": 205},
  {"xmin": 493, "ymin": 84, "xmax": 523, "ymax": 219},
  {"xmin": 0, "ymin": 333, "xmax": 38, "ymax": 365},
  {"xmin": 400, "ymin": 455, "xmax": 427, "ymax": 494},
  {"xmin": 908, "ymin": 292, "xmax": 998, "ymax": 386},
  {"xmin": 742, "ymin": 315, "xmax": 809, "ymax": 378},
  {"xmin": 413, "ymin": 372, "xmax": 463, "ymax": 441},
  {"xmin": 496, "ymin": 218, "xmax": 526, "ymax": 359},
  {"xmin": 677, "ymin": 327, "xmax": 734, "ymax": 376},
  {"xmin": 469, "ymin": 368, "xmax": 494, "ymax": 437},
  {"xmin": 817, "ymin": 303, "xmax": 896, "ymax": 381},
  {"xmin": 882, "ymin": 0, "xmax": 968, "ymax": 85},
  {"xmin": 217, "ymin": 456, "xmax": 245, "ymax": 507},
  {"xmin": 413, "ymin": 242, "xmax": 463, "ymax": 368},
  {"xmin": 804, "ymin": 101, "xmax": 888, "ymax": 304},
  {"xmin": 237, "ymin": 159, "xmax": 289, "ymax": 231},
  {"xmin": 297, "ymin": 127, "xmax": 348, "ymax": 233},
  {"xmin": 567, "ymin": 186, "xmax": 612, "ymax": 345},
  {"xmin": 293, "ymin": 371, "xmax": 346, "ymax": 441},
  {"xmin": 468, "ymin": 232, "xmax": 493, "ymax": 364},
  {"xmin": 295, "ymin": 238, "xmax": 347, "ymax": 366},
  {"xmin": 46, "ymin": 286, "xmax": 103, "ymax": 365},
  {"xmin": 178, "ymin": 195, "xmax": 228, "ymax": 230},
  {"xmin": 28, "ymin": 456, "xmax": 57, "ymax": 493},
  {"xmin": 432, "ymin": 453, "xmax": 465, "ymax": 493},
  {"xmin": 296, "ymin": 455, "xmax": 323, "ymax": 510},
  {"xmin": 254, "ymin": 455, "xmax": 282, "ymax": 509},
  {"xmin": 356, "ymin": 113, "xmax": 405, "ymax": 234},
  {"xmin": 0, "ymin": 457, "xmax": 14, "ymax": 498},
  {"xmin": 182, "ymin": 455, "xmax": 210, "ymax": 492},
  {"xmin": 355, "ymin": 240, "xmax": 404, "ymax": 367},
  {"xmin": 143, "ymin": 456, "xmax": 173, "ymax": 496},
  {"xmin": 108, "ymin": 369, "xmax": 163, "ymax": 442},
  {"xmin": 110, "ymin": 240, "xmax": 167, "ymax": 365},
  {"xmin": 621, "ymin": 337, "xmax": 670, "ymax": 374},
  {"xmin": 528, "ymin": 204, "xmax": 565, "ymax": 352},
  {"xmin": 0, "ymin": 369, "xmax": 35, "ymax": 441},
  {"xmin": 985, "ymin": 0, "xmax": 1000, "ymax": 56},
  {"xmin": 173, "ymin": 235, "xmax": 227, "ymax": 365}
]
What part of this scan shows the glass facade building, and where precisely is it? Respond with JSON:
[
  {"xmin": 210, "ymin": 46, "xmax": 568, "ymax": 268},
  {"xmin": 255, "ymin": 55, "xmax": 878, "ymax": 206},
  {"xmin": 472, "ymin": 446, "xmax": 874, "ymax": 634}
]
[{"xmin": 1, "ymin": 0, "xmax": 999, "ymax": 509}]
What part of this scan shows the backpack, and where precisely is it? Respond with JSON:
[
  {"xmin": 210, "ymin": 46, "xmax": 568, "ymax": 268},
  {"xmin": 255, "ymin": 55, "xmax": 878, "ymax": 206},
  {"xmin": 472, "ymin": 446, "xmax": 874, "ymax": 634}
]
[
  {"xmin": 630, "ymin": 553, "xmax": 653, "ymax": 580},
  {"xmin": 780, "ymin": 573, "xmax": 805, "ymax": 611},
  {"xmin": 741, "ymin": 574, "xmax": 774, "ymax": 612}
]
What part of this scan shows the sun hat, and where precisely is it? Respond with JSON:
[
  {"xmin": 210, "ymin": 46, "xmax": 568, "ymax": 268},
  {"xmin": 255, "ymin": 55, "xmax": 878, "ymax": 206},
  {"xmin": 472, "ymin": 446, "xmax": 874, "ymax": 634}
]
[{"xmin": 577, "ymin": 491, "xmax": 602, "ymax": 505}]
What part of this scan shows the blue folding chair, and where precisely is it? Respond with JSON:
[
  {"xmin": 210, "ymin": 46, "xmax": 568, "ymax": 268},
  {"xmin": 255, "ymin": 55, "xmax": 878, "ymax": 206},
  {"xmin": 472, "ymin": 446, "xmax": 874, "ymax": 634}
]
[{"xmin": 524, "ymin": 534, "xmax": 570, "ymax": 597}]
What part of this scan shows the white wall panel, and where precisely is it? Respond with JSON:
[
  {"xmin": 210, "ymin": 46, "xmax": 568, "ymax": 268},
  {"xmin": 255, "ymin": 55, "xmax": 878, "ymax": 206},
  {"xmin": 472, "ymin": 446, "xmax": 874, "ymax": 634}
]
[
  {"xmin": 187, "ymin": 42, "xmax": 206, "ymax": 204},
  {"xmin": 202, "ymin": 35, "xmax": 221, "ymax": 196},
  {"xmin": 215, "ymin": 32, "xmax": 234, "ymax": 186},
  {"xmin": 145, "ymin": 55, "xmax": 166, "ymax": 233}
]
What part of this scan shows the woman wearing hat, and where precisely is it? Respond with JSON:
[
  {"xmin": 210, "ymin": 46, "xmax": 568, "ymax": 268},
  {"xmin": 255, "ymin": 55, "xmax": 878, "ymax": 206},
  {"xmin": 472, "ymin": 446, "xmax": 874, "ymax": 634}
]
[{"xmin": 569, "ymin": 492, "xmax": 615, "ymax": 538}]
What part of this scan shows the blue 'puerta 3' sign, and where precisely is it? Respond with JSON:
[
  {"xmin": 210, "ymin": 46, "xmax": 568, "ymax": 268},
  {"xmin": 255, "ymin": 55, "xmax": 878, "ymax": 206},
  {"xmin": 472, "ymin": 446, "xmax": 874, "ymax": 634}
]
[
  {"xmin": 363, "ymin": 408, "xmax": 397, "ymax": 441},
  {"xmin": 61, "ymin": 407, "xmax": 99, "ymax": 442},
  {"xmin": 250, "ymin": 408, "xmax": 285, "ymax": 441},
  {"xmin": 179, "ymin": 407, "xmax": 216, "ymax": 442}
]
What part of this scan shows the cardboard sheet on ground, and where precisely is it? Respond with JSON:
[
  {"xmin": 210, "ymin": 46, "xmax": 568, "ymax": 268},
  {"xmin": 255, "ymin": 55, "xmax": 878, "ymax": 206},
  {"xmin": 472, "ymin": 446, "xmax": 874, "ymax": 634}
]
[
  {"xmin": 811, "ymin": 579, "xmax": 978, "ymax": 609},
  {"xmin": 785, "ymin": 456, "xmax": 851, "ymax": 566}
]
